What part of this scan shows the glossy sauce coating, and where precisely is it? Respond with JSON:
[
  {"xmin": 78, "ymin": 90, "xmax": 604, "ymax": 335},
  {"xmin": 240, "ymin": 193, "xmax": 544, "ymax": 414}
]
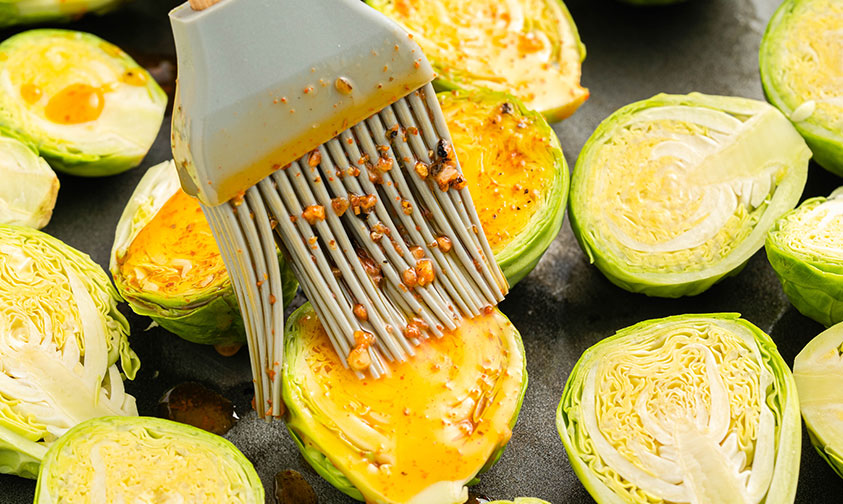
[
  {"xmin": 289, "ymin": 309, "xmax": 525, "ymax": 503},
  {"xmin": 119, "ymin": 189, "xmax": 228, "ymax": 299}
]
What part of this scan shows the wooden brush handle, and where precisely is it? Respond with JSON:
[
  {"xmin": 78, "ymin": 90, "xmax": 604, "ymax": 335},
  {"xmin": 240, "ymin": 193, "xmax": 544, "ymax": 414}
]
[{"xmin": 189, "ymin": 0, "xmax": 223, "ymax": 10}]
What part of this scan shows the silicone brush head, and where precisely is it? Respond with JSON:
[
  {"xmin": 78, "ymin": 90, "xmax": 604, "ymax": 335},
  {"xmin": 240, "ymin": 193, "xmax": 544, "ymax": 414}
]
[{"xmin": 170, "ymin": 0, "xmax": 507, "ymax": 418}]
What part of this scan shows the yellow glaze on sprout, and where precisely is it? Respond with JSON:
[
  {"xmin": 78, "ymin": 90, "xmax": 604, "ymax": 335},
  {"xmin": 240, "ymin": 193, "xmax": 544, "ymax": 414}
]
[
  {"xmin": 5, "ymin": 36, "xmax": 147, "ymax": 127},
  {"xmin": 288, "ymin": 309, "xmax": 524, "ymax": 504},
  {"xmin": 118, "ymin": 189, "xmax": 227, "ymax": 300},
  {"xmin": 441, "ymin": 94, "xmax": 552, "ymax": 252},
  {"xmin": 776, "ymin": 0, "xmax": 843, "ymax": 128},
  {"xmin": 372, "ymin": 0, "xmax": 587, "ymax": 118}
]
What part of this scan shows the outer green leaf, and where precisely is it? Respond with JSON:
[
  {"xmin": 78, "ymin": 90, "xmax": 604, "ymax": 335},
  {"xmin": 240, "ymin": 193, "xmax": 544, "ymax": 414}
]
[
  {"xmin": 557, "ymin": 313, "xmax": 801, "ymax": 504},
  {"xmin": 0, "ymin": 225, "xmax": 139, "ymax": 478},
  {"xmin": 793, "ymin": 323, "xmax": 843, "ymax": 479},
  {"xmin": 766, "ymin": 188, "xmax": 843, "ymax": 327},
  {"xmin": 0, "ymin": 127, "xmax": 58, "ymax": 229},
  {"xmin": 0, "ymin": 29, "xmax": 167, "ymax": 176},
  {"xmin": 282, "ymin": 302, "xmax": 527, "ymax": 504},
  {"xmin": 33, "ymin": 416, "xmax": 263, "ymax": 503},
  {"xmin": 0, "ymin": 0, "xmax": 126, "ymax": 28},
  {"xmin": 569, "ymin": 92, "xmax": 810, "ymax": 297},
  {"xmin": 760, "ymin": 0, "xmax": 843, "ymax": 176},
  {"xmin": 111, "ymin": 160, "xmax": 298, "ymax": 346},
  {"xmin": 438, "ymin": 89, "xmax": 568, "ymax": 286}
]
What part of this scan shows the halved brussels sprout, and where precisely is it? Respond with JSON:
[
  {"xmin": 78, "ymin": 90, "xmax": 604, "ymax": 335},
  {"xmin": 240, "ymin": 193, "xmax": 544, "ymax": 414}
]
[
  {"xmin": 766, "ymin": 187, "xmax": 843, "ymax": 327},
  {"xmin": 283, "ymin": 303, "xmax": 527, "ymax": 504},
  {"xmin": 33, "ymin": 416, "xmax": 264, "ymax": 503},
  {"xmin": 367, "ymin": 0, "xmax": 588, "ymax": 122},
  {"xmin": 569, "ymin": 92, "xmax": 811, "ymax": 297},
  {"xmin": 439, "ymin": 90, "xmax": 568, "ymax": 286},
  {"xmin": 0, "ymin": 127, "xmax": 58, "ymax": 229},
  {"xmin": 793, "ymin": 322, "xmax": 843, "ymax": 478},
  {"xmin": 557, "ymin": 313, "xmax": 801, "ymax": 504},
  {"xmin": 0, "ymin": 29, "xmax": 167, "ymax": 176},
  {"xmin": 0, "ymin": 224, "xmax": 139, "ymax": 479},
  {"xmin": 111, "ymin": 160, "xmax": 298, "ymax": 346},
  {"xmin": 0, "ymin": 0, "xmax": 126, "ymax": 28},
  {"xmin": 760, "ymin": 0, "xmax": 843, "ymax": 176}
]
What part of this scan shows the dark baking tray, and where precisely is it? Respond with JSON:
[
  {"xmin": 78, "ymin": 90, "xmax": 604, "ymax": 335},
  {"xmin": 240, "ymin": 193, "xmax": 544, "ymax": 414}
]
[{"xmin": 2, "ymin": 0, "xmax": 841, "ymax": 502}]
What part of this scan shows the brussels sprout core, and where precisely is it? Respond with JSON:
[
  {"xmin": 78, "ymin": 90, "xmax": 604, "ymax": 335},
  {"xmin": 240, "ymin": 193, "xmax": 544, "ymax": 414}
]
[
  {"xmin": 760, "ymin": 0, "xmax": 843, "ymax": 175},
  {"xmin": 283, "ymin": 304, "xmax": 527, "ymax": 504},
  {"xmin": 440, "ymin": 90, "xmax": 568, "ymax": 285},
  {"xmin": 34, "ymin": 416, "xmax": 263, "ymax": 504},
  {"xmin": 0, "ymin": 225, "xmax": 139, "ymax": 479},
  {"xmin": 766, "ymin": 188, "xmax": 843, "ymax": 327},
  {"xmin": 570, "ymin": 93, "xmax": 810, "ymax": 297},
  {"xmin": 793, "ymin": 322, "xmax": 843, "ymax": 478},
  {"xmin": 0, "ymin": 30, "xmax": 167, "ymax": 176},
  {"xmin": 367, "ymin": 0, "xmax": 588, "ymax": 121},
  {"xmin": 557, "ymin": 314, "xmax": 801, "ymax": 504}
]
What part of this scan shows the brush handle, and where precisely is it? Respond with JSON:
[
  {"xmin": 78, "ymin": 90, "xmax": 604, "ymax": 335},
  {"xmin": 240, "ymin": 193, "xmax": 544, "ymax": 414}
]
[{"xmin": 189, "ymin": 0, "xmax": 222, "ymax": 10}]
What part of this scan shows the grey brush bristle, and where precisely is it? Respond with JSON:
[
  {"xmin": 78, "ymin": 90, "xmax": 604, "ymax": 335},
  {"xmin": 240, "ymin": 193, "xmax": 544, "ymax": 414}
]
[{"xmin": 201, "ymin": 83, "xmax": 507, "ymax": 419}]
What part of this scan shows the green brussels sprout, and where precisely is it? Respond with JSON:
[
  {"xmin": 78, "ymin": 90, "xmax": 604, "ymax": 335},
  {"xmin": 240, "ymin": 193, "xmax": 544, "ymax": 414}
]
[
  {"xmin": 793, "ymin": 322, "xmax": 843, "ymax": 478},
  {"xmin": 0, "ymin": 127, "xmax": 58, "ymax": 229},
  {"xmin": 33, "ymin": 416, "xmax": 264, "ymax": 503},
  {"xmin": 766, "ymin": 187, "xmax": 843, "ymax": 327},
  {"xmin": 0, "ymin": 29, "xmax": 167, "ymax": 176},
  {"xmin": 760, "ymin": 0, "xmax": 843, "ymax": 176},
  {"xmin": 569, "ymin": 92, "xmax": 811, "ymax": 297},
  {"xmin": 0, "ymin": 224, "xmax": 139, "ymax": 479},
  {"xmin": 282, "ymin": 303, "xmax": 527, "ymax": 504},
  {"xmin": 367, "ymin": 0, "xmax": 588, "ymax": 122},
  {"xmin": 0, "ymin": 0, "xmax": 126, "ymax": 28},
  {"xmin": 557, "ymin": 313, "xmax": 801, "ymax": 504},
  {"xmin": 439, "ymin": 89, "xmax": 569, "ymax": 286},
  {"xmin": 110, "ymin": 160, "xmax": 298, "ymax": 346}
]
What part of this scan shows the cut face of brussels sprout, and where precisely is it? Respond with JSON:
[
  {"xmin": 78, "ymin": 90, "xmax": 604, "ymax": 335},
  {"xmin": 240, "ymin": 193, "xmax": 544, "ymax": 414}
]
[
  {"xmin": 283, "ymin": 303, "xmax": 527, "ymax": 504},
  {"xmin": 367, "ymin": 0, "xmax": 588, "ymax": 121},
  {"xmin": 766, "ymin": 188, "xmax": 843, "ymax": 327},
  {"xmin": 793, "ymin": 322, "xmax": 843, "ymax": 478},
  {"xmin": 569, "ymin": 93, "xmax": 811, "ymax": 297},
  {"xmin": 0, "ymin": 225, "xmax": 139, "ymax": 479},
  {"xmin": 439, "ymin": 90, "xmax": 568, "ymax": 286},
  {"xmin": 34, "ymin": 416, "xmax": 264, "ymax": 503},
  {"xmin": 0, "ymin": 29, "xmax": 167, "ymax": 176},
  {"xmin": 557, "ymin": 313, "xmax": 801, "ymax": 504},
  {"xmin": 760, "ymin": 0, "xmax": 843, "ymax": 176},
  {"xmin": 0, "ymin": 128, "xmax": 58, "ymax": 229},
  {"xmin": 0, "ymin": 0, "xmax": 126, "ymax": 28},
  {"xmin": 111, "ymin": 160, "xmax": 298, "ymax": 346}
]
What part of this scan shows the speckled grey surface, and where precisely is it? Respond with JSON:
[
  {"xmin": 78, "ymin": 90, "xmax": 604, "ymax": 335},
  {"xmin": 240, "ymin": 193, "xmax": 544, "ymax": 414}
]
[{"xmin": 2, "ymin": 0, "xmax": 842, "ymax": 502}]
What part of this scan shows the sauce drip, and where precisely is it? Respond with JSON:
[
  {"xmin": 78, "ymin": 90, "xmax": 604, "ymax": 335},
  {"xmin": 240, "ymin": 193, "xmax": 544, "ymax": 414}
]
[
  {"xmin": 466, "ymin": 492, "xmax": 492, "ymax": 504},
  {"xmin": 157, "ymin": 382, "xmax": 237, "ymax": 436},
  {"xmin": 274, "ymin": 470, "xmax": 318, "ymax": 504},
  {"xmin": 120, "ymin": 68, "xmax": 148, "ymax": 86},
  {"xmin": 44, "ymin": 83, "xmax": 105, "ymax": 124},
  {"xmin": 20, "ymin": 83, "xmax": 42, "ymax": 104}
]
